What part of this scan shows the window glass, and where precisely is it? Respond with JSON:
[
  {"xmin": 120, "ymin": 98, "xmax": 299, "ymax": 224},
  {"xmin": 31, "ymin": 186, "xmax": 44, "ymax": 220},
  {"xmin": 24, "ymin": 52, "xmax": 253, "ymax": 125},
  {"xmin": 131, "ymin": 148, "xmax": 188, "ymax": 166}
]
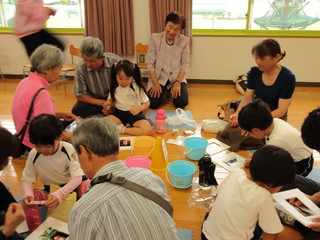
[
  {"xmin": 192, "ymin": 0, "xmax": 249, "ymax": 30},
  {"xmin": 192, "ymin": 0, "xmax": 320, "ymax": 35},
  {"xmin": 0, "ymin": 0, "xmax": 16, "ymax": 27},
  {"xmin": 45, "ymin": 0, "xmax": 84, "ymax": 28},
  {"xmin": 250, "ymin": 0, "xmax": 320, "ymax": 30}
]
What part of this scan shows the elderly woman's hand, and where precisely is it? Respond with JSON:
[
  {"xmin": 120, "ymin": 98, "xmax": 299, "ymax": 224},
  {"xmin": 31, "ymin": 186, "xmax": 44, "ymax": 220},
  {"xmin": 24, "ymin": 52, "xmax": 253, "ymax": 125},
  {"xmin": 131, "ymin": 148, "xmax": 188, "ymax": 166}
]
[
  {"xmin": 170, "ymin": 82, "xmax": 181, "ymax": 99},
  {"xmin": 57, "ymin": 112, "xmax": 77, "ymax": 121},
  {"xmin": 149, "ymin": 83, "xmax": 162, "ymax": 98}
]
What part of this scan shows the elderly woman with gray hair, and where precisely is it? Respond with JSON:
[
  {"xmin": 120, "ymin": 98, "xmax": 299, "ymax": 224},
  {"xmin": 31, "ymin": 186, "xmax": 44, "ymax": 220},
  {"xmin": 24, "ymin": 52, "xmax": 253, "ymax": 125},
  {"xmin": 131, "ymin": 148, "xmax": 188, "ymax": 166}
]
[
  {"xmin": 12, "ymin": 44, "xmax": 76, "ymax": 157},
  {"xmin": 72, "ymin": 36, "xmax": 121, "ymax": 118}
]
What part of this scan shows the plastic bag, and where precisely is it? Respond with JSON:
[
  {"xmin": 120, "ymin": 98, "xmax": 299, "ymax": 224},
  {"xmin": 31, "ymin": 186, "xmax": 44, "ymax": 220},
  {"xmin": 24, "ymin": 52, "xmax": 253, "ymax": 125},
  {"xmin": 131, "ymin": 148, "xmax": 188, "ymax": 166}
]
[
  {"xmin": 201, "ymin": 119, "xmax": 228, "ymax": 133},
  {"xmin": 187, "ymin": 186, "xmax": 217, "ymax": 210},
  {"xmin": 166, "ymin": 108, "xmax": 196, "ymax": 128}
]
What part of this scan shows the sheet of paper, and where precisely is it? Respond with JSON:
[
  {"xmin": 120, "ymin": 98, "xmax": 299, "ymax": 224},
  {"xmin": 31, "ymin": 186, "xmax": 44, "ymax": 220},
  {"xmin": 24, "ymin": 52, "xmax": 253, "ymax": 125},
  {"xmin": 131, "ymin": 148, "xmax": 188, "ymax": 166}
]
[
  {"xmin": 16, "ymin": 220, "xmax": 28, "ymax": 234},
  {"xmin": 25, "ymin": 217, "xmax": 69, "ymax": 240},
  {"xmin": 211, "ymin": 152, "xmax": 245, "ymax": 172},
  {"xmin": 206, "ymin": 138, "xmax": 230, "ymax": 155}
]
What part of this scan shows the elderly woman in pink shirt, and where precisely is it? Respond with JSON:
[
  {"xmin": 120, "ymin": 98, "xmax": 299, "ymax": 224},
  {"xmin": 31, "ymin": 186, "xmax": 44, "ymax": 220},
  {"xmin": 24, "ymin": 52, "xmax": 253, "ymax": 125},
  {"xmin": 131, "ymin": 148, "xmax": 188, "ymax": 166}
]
[
  {"xmin": 14, "ymin": 0, "xmax": 64, "ymax": 57},
  {"xmin": 12, "ymin": 44, "xmax": 76, "ymax": 157},
  {"xmin": 146, "ymin": 12, "xmax": 190, "ymax": 109}
]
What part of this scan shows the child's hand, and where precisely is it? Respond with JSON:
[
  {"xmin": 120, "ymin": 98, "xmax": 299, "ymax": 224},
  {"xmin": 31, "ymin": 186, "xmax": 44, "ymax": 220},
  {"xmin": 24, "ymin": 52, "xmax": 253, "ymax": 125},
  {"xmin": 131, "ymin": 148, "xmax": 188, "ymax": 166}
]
[
  {"xmin": 23, "ymin": 196, "xmax": 34, "ymax": 206},
  {"xmin": 229, "ymin": 114, "xmax": 238, "ymax": 127},
  {"xmin": 240, "ymin": 129, "xmax": 250, "ymax": 137},
  {"xmin": 102, "ymin": 103, "xmax": 112, "ymax": 115},
  {"xmin": 130, "ymin": 106, "xmax": 141, "ymax": 116},
  {"xmin": 309, "ymin": 192, "xmax": 320, "ymax": 205},
  {"xmin": 45, "ymin": 195, "xmax": 59, "ymax": 209},
  {"xmin": 307, "ymin": 218, "xmax": 320, "ymax": 232},
  {"xmin": 244, "ymin": 154, "xmax": 252, "ymax": 167},
  {"xmin": 2, "ymin": 203, "xmax": 25, "ymax": 237}
]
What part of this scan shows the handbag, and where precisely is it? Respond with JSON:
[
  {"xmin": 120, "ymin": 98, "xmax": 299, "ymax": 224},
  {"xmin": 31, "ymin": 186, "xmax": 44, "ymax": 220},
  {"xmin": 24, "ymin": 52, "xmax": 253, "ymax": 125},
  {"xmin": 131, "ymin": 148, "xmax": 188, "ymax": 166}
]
[
  {"xmin": 12, "ymin": 88, "xmax": 45, "ymax": 158},
  {"xmin": 233, "ymin": 74, "xmax": 248, "ymax": 95},
  {"xmin": 217, "ymin": 97, "xmax": 243, "ymax": 122}
]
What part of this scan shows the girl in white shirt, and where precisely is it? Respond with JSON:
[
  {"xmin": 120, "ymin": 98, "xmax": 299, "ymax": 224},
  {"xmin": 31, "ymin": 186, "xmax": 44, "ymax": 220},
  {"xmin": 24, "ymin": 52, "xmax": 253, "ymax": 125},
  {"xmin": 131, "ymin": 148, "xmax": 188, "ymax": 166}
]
[{"xmin": 103, "ymin": 60, "xmax": 153, "ymax": 136}]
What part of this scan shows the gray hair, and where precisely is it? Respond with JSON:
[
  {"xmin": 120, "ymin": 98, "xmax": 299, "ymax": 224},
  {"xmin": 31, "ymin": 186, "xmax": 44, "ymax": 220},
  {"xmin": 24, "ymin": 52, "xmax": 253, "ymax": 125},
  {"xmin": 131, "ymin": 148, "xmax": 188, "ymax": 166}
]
[
  {"xmin": 80, "ymin": 37, "xmax": 104, "ymax": 58},
  {"xmin": 72, "ymin": 118, "xmax": 119, "ymax": 157},
  {"xmin": 30, "ymin": 44, "xmax": 63, "ymax": 74}
]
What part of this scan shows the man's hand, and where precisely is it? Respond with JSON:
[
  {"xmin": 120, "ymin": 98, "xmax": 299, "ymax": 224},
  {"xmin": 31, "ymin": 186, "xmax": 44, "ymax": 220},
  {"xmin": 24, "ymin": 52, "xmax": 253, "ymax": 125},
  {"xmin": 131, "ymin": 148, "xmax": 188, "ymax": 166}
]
[{"xmin": 102, "ymin": 103, "xmax": 113, "ymax": 115}]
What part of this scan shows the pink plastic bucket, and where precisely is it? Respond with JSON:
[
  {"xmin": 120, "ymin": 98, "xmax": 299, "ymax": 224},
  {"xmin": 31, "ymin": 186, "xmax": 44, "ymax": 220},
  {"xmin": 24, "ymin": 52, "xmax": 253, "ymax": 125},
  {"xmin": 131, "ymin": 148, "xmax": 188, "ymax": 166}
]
[{"xmin": 124, "ymin": 156, "xmax": 151, "ymax": 169}]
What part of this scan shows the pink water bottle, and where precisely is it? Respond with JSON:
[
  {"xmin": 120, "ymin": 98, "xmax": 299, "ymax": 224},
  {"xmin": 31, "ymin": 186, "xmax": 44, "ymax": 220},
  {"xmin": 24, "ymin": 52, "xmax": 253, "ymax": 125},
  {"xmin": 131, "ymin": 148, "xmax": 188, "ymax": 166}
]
[{"xmin": 156, "ymin": 109, "xmax": 167, "ymax": 134}]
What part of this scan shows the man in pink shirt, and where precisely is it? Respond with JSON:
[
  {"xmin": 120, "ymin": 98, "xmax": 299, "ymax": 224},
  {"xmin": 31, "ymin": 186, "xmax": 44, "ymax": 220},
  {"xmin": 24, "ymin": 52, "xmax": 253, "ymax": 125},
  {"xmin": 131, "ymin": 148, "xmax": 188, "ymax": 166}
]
[{"xmin": 12, "ymin": 44, "xmax": 76, "ymax": 157}]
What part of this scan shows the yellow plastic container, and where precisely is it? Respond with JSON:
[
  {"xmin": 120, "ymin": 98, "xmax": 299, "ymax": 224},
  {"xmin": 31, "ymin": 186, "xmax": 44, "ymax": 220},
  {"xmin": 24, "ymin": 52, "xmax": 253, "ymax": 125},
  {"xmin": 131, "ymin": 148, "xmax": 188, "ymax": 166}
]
[{"xmin": 131, "ymin": 136, "xmax": 156, "ymax": 157}]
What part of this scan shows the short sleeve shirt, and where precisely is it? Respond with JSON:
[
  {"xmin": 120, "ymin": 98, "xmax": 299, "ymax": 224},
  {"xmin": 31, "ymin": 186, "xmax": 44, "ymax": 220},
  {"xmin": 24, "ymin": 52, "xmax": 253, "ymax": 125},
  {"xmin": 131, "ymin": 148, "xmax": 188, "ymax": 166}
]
[
  {"xmin": 247, "ymin": 66, "xmax": 296, "ymax": 111},
  {"xmin": 202, "ymin": 169, "xmax": 283, "ymax": 239},
  {"xmin": 73, "ymin": 52, "xmax": 122, "ymax": 99},
  {"xmin": 22, "ymin": 141, "xmax": 84, "ymax": 186},
  {"xmin": 108, "ymin": 81, "xmax": 149, "ymax": 111}
]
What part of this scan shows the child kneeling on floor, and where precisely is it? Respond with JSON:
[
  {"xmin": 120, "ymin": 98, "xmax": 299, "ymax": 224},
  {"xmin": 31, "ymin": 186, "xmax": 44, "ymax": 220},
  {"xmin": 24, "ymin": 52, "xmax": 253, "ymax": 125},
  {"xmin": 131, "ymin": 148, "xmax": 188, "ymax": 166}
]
[
  {"xmin": 239, "ymin": 99, "xmax": 313, "ymax": 176},
  {"xmin": 201, "ymin": 145, "xmax": 296, "ymax": 240},
  {"xmin": 22, "ymin": 114, "xmax": 89, "ymax": 232}
]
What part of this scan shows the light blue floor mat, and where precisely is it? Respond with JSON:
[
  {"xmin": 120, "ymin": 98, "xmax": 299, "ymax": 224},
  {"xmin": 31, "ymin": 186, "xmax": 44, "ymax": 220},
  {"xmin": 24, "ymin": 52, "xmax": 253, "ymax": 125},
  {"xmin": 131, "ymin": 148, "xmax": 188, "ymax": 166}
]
[
  {"xmin": 146, "ymin": 110, "xmax": 196, "ymax": 129},
  {"xmin": 177, "ymin": 228, "xmax": 194, "ymax": 240}
]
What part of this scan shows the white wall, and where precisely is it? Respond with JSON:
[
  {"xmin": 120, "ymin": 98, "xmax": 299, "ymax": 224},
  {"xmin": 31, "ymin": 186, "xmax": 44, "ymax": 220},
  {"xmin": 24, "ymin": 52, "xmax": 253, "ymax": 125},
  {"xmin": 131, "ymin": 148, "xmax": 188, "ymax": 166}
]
[{"xmin": 1, "ymin": 0, "xmax": 320, "ymax": 82}]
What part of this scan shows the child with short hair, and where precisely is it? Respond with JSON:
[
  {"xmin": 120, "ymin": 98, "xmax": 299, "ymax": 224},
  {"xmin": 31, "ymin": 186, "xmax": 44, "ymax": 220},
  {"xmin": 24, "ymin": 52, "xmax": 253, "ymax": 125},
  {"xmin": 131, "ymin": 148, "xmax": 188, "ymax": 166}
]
[
  {"xmin": 22, "ymin": 114, "xmax": 88, "ymax": 232},
  {"xmin": 102, "ymin": 60, "xmax": 153, "ymax": 136},
  {"xmin": 202, "ymin": 145, "xmax": 296, "ymax": 240},
  {"xmin": 238, "ymin": 99, "xmax": 313, "ymax": 176}
]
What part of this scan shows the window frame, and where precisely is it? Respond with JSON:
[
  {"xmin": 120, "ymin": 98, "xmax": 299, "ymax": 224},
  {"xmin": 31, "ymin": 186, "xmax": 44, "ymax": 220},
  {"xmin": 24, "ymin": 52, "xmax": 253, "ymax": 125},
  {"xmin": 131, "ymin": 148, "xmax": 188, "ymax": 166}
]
[{"xmin": 192, "ymin": 0, "xmax": 320, "ymax": 37}]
